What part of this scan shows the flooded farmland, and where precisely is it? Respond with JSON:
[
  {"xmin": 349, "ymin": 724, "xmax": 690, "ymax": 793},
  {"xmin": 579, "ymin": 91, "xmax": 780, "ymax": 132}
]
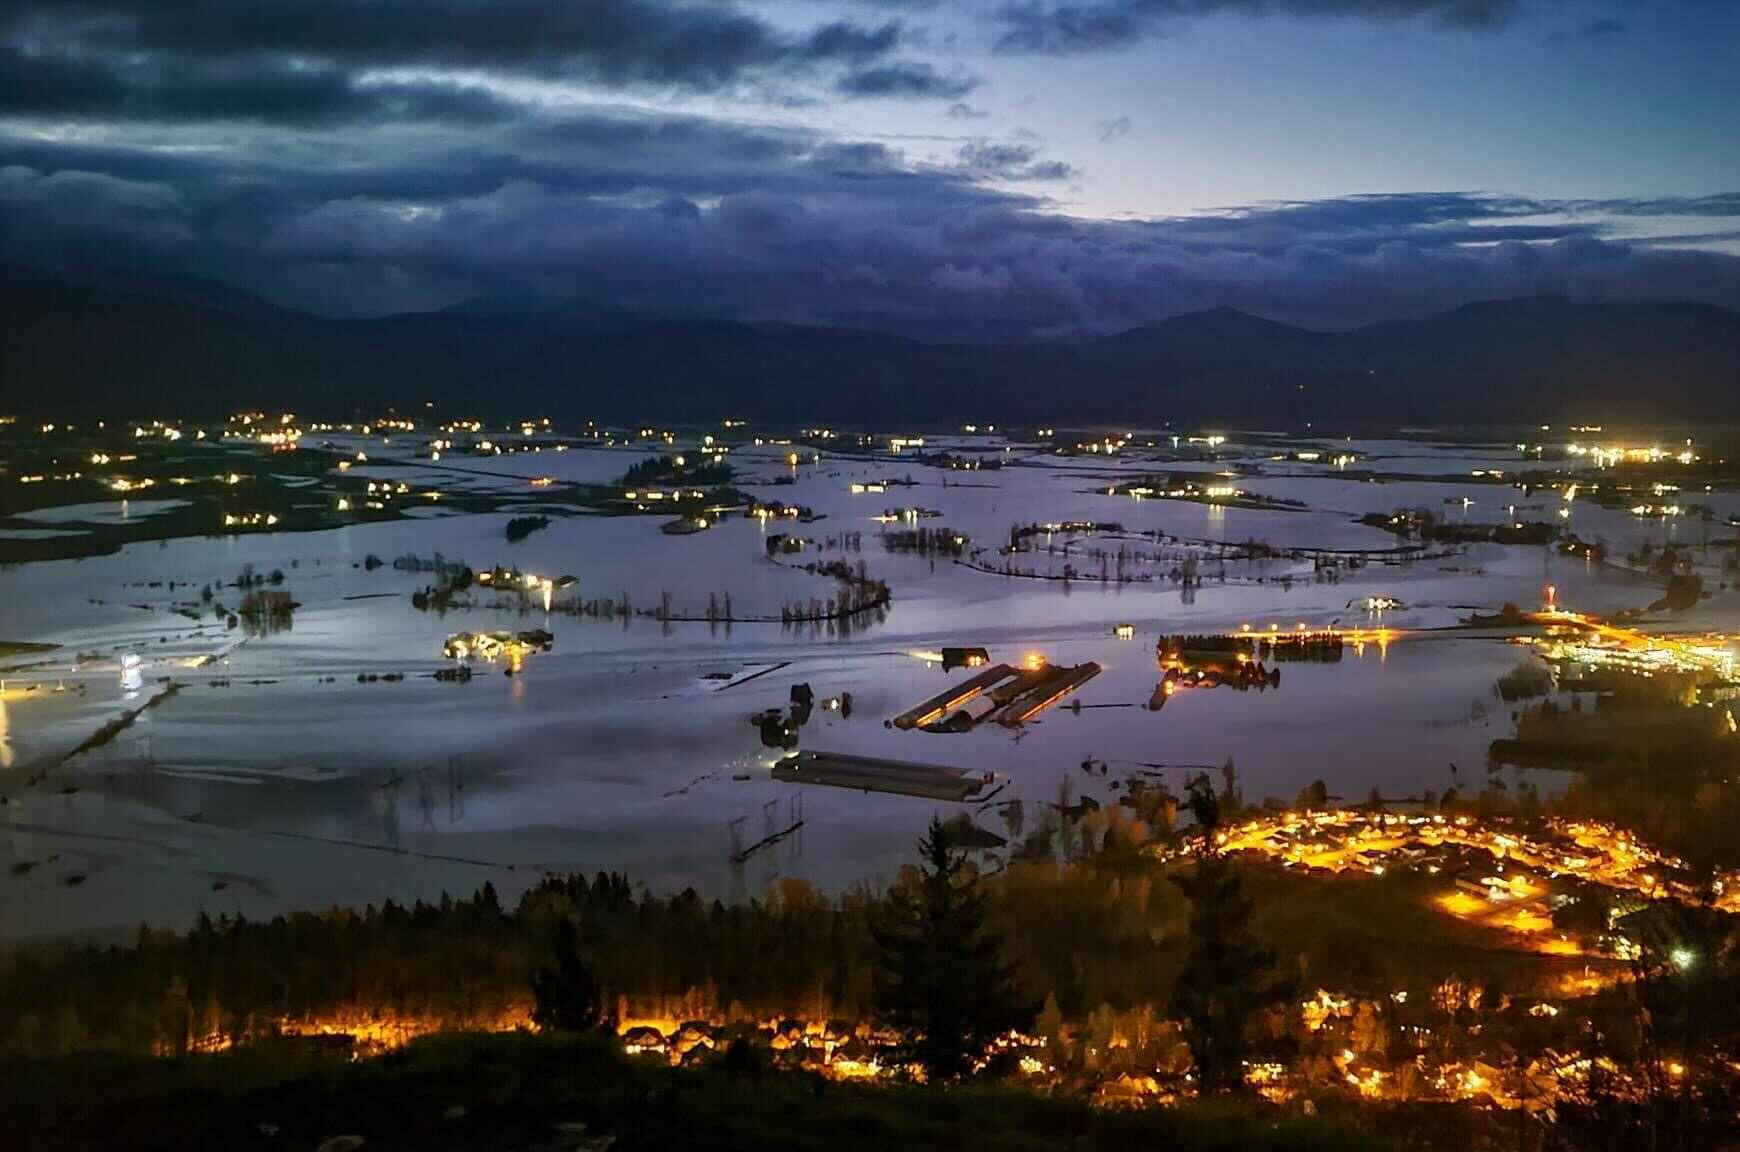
[{"xmin": 4, "ymin": 424, "xmax": 1738, "ymax": 942}]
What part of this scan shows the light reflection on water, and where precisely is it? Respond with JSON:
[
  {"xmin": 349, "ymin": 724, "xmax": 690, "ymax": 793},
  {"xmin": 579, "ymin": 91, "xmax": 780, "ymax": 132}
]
[{"xmin": 0, "ymin": 434, "xmax": 1733, "ymax": 941}]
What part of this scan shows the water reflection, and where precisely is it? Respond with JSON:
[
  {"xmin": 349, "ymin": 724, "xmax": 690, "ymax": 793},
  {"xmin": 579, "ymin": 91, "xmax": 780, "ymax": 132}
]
[
  {"xmin": 1151, "ymin": 655, "xmax": 1281, "ymax": 711},
  {"xmin": 5, "ymin": 431, "xmax": 1731, "ymax": 940}
]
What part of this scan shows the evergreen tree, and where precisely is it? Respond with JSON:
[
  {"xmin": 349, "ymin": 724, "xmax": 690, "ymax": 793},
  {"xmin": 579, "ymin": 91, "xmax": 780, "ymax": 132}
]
[
  {"xmin": 873, "ymin": 816, "xmax": 1029, "ymax": 1081},
  {"xmin": 1170, "ymin": 774, "xmax": 1291, "ymax": 1094},
  {"xmin": 531, "ymin": 917, "xmax": 603, "ymax": 1032}
]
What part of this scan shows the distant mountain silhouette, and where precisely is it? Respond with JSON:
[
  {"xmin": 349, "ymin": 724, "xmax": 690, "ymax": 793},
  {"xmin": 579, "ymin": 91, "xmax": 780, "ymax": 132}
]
[
  {"xmin": 1091, "ymin": 305, "xmax": 1331, "ymax": 364},
  {"xmin": 4, "ymin": 265, "xmax": 1737, "ymax": 425}
]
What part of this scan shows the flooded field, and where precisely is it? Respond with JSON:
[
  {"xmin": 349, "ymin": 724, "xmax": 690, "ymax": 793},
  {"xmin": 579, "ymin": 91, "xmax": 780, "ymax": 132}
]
[{"xmin": 4, "ymin": 425, "xmax": 1738, "ymax": 942}]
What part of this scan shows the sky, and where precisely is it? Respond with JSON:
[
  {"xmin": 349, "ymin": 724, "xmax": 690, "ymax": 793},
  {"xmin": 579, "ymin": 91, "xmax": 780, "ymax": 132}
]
[{"xmin": 1, "ymin": 0, "xmax": 1737, "ymax": 337}]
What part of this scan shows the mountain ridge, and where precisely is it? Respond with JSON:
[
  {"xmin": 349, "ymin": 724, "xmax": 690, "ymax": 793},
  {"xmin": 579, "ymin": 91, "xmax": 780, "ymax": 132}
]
[{"xmin": 3, "ymin": 265, "xmax": 1737, "ymax": 425}]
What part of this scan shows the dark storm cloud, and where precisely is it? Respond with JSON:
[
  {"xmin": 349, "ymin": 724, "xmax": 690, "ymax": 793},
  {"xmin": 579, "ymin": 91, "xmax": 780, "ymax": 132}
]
[
  {"xmin": 994, "ymin": 0, "xmax": 1516, "ymax": 54},
  {"xmin": 836, "ymin": 61, "xmax": 977, "ymax": 97},
  {"xmin": 4, "ymin": 95, "xmax": 1736, "ymax": 335},
  {"xmin": 3, "ymin": 0, "xmax": 1732, "ymax": 337},
  {"xmin": 0, "ymin": 41, "xmax": 124, "ymax": 113},
  {"xmin": 0, "ymin": 0, "xmax": 908, "ymax": 87},
  {"xmin": 0, "ymin": 164, "xmax": 189, "ymax": 245},
  {"xmin": 0, "ymin": 43, "xmax": 513, "ymax": 123},
  {"xmin": 0, "ymin": 0, "xmax": 968, "ymax": 123},
  {"xmin": 802, "ymin": 19, "xmax": 906, "ymax": 62}
]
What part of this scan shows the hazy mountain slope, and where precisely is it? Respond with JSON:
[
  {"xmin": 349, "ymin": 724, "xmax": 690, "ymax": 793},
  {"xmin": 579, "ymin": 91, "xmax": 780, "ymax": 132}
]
[{"xmin": 4, "ymin": 266, "xmax": 1737, "ymax": 425}]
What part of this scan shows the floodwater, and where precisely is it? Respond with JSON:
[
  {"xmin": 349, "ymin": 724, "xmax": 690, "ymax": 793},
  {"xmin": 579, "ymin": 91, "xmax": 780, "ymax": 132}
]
[{"xmin": 3, "ymin": 431, "xmax": 1737, "ymax": 942}]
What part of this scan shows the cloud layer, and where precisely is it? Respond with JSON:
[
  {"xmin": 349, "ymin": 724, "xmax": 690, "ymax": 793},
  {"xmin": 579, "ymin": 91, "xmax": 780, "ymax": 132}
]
[
  {"xmin": 1, "ymin": 0, "xmax": 1736, "ymax": 337},
  {"xmin": 0, "ymin": 0, "xmax": 954, "ymax": 113},
  {"xmin": 994, "ymin": 0, "xmax": 1516, "ymax": 54},
  {"xmin": 5, "ymin": 104, "xmax": 1737, "ymax": 336}
]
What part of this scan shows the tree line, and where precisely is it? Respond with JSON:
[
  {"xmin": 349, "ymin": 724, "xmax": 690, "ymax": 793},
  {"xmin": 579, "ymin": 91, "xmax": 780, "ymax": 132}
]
[{"xmin": 0, "ymin": 791, "xmax": 1268, "ymax": 1088}]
